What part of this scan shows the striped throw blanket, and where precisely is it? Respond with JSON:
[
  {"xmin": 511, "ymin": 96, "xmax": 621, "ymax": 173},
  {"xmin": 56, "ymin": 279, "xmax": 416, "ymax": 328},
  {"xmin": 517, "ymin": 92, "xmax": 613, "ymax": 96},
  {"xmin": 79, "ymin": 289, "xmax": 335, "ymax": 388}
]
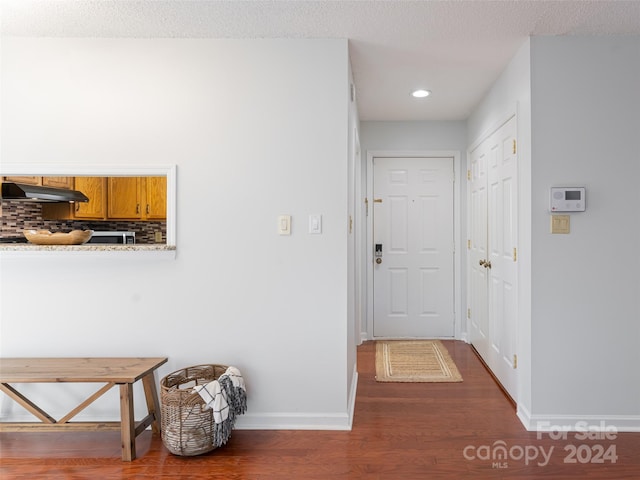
[{"xmin": 193, "ymin": 366, "xmax": 247, "ymax": 447}]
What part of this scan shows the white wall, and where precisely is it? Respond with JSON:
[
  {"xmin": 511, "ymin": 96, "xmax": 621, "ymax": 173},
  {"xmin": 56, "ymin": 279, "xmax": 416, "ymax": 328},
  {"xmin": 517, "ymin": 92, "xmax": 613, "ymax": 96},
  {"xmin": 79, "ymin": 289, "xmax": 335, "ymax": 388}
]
[
  {"xmin": 0, "ymin": 37, "xmax": 356, "ymax": 429},
  {"xmin": 467, "ymin": 39, "xmax": 533, "ymax": 423},
  {"xmin": 359, "ymin": 120, "xmax": 467, "ymax": 338},
  {"xmin": 362, "ymin": 122, "xmax": 467, "ymax": 152},
  {"xmin": 468, "ymin": 35, "xmax": 640, "ymax": 431},
  {"xmin": 528, "ymin": 36, "xmax": 640, "ymax": 430}
]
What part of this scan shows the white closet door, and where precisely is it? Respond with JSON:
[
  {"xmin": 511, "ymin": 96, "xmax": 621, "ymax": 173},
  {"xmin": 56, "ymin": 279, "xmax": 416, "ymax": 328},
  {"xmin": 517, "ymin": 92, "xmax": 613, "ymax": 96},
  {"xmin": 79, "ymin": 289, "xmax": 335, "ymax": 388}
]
[{"xmin": 469, "ymin": 116, "xmax": 518, "ymax": 401}]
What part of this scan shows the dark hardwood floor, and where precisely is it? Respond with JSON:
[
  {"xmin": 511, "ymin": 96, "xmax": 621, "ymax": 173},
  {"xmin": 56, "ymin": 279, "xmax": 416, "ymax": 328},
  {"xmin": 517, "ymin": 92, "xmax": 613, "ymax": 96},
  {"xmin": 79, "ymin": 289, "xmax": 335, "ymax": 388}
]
[{"xmin": 1, "ymin": 340, "xmax": 638, "ymax": 479}]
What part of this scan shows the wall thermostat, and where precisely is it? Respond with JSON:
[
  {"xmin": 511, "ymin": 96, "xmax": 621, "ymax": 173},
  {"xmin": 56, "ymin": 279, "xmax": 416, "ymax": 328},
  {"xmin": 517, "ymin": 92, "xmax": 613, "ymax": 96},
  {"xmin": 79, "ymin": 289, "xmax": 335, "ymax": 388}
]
[{"xmin": 550, "ymin": 187, "xmax": 586, "ymax": 212}]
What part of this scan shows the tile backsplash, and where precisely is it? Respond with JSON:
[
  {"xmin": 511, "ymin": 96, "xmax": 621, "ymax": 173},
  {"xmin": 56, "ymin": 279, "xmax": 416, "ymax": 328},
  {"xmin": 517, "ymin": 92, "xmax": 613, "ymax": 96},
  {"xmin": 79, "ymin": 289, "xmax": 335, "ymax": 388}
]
[{"xmin": 1, "ymin": 201, "xmax": 166, "ymax": 244}]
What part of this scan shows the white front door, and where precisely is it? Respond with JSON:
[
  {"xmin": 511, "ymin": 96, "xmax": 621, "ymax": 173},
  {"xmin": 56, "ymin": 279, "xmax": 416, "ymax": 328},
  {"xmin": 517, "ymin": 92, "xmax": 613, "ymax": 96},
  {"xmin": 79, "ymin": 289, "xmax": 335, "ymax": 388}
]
[
  {"xmin": 469, "ymin": 115, "xmax": 518, "ymax": 401},
  {"xmin": 373, "ymin": 157, "xmax": 455, "ymax": 338}
]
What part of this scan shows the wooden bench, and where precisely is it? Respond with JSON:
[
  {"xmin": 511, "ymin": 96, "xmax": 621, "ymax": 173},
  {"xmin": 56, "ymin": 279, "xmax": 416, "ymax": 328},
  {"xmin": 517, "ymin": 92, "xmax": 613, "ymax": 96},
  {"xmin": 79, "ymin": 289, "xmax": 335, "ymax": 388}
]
[{"xmin": 0, "ymin": 357, "xmax": 168, "ymax": 461}]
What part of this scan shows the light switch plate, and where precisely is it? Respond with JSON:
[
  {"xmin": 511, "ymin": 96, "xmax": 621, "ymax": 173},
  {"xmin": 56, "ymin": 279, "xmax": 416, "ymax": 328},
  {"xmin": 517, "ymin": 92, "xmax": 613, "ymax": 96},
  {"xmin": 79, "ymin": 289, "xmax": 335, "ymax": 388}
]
[
  {"xmin": 309, "ymin": 214, "xmax": 322, "ymax": 234},
  {"xmin": 278, "ymin": 215, "xmax": 291, "ymax": 235},
  {"xmin": 551, "ymin": 215, "xmax": 570, "ymax": 234}
]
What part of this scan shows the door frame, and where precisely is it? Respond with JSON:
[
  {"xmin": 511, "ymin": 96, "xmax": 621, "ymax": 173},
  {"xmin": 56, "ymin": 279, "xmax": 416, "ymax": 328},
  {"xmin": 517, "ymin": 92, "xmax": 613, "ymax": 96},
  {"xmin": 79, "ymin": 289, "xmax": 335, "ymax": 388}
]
[{"xmin": 363, "ymin": 150, "xmax": 463, "ymax": 341}]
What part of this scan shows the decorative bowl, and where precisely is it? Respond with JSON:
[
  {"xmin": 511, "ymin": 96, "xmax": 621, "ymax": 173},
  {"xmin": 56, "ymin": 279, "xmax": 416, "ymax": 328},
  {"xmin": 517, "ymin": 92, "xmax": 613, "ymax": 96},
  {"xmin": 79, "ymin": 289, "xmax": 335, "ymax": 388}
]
[{"xmin": 23, "ymin": 229, "xmax": 94, "ymax": 245}]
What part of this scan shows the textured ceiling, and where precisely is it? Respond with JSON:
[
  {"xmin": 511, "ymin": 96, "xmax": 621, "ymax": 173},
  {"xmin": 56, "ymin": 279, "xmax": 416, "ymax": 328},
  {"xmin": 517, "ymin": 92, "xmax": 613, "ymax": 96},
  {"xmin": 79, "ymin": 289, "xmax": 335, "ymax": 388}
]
[{"xmin": 2, "ymin": 0, "xmax": 640, "ymax": 121}]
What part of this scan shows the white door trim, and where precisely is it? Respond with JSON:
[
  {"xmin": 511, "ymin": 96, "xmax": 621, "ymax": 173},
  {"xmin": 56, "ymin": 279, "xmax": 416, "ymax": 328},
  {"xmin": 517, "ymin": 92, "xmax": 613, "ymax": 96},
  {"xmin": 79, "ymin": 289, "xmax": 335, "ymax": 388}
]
[{"xmin": 364, "ymin": 150, "xmax": 462, "ymax": 341}]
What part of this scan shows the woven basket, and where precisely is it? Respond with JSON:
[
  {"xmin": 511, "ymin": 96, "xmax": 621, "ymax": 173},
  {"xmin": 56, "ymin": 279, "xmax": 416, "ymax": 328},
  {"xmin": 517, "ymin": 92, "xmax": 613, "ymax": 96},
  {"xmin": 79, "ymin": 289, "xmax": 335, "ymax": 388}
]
[{"xmin": 160, "ymin": 364, "xmax": 228, "ymax": 456}]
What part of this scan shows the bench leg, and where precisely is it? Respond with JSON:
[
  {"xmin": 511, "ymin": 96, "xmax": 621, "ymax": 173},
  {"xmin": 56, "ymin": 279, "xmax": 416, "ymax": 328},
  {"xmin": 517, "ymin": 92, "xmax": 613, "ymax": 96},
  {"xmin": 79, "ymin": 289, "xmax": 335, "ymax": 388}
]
[
  {"xmin": 142, "ymin": 372, "xmax": 162, "ymax": 435},
  {"xmin": 119, "ymin": 383, "xmax": 136, "ymax": 461}
]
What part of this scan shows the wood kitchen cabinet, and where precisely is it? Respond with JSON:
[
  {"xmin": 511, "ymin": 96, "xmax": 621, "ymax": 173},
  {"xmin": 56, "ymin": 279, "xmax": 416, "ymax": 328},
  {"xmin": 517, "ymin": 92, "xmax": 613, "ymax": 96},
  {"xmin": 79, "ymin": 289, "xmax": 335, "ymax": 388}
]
[
  {"xmin": 107, "ymin": 177, "xmax": 166, "ymax": 220},
  {"xmin": 42, "ymin": 177, "xmax": 74, "ymax": 189},
  {"xmin": 108, "ymin": 177, "xmax": 141, "ymax": 218},
  {"xmin": 145, "ymin": 177, "xmax": 167, "ymax": 220},
  {"xmin": 74, "ymin": 177, "xmax": 107, "ymax": 219},
  {"xmin": 42, "ymin": 176, "xmax": 166, "ymax": 221},
  {"xmin": 42, "ymin": 177, "xmax": 108, "ymax": 220},
  {"xmin": 2, "ymin": 176, "xmax": 73, "ymax": 188},
  {"xmin": 3, "ymin": 176, "xmax": 40, "ymax": 185}
]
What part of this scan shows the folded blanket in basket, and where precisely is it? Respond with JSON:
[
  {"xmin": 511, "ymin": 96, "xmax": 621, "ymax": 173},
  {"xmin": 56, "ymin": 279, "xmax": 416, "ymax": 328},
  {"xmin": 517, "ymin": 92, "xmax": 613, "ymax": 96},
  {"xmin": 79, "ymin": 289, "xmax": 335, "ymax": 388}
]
[
  {"xmin": 193, "ymin": 366, "xmax": 247, "ymax": 447},
  {"xmin": 194, "ymin": 379, "xmax": 229, "ymax": 422},
  {"xmin": 223, "ymin": 366, "xmax": 247, "ymax": 416}
]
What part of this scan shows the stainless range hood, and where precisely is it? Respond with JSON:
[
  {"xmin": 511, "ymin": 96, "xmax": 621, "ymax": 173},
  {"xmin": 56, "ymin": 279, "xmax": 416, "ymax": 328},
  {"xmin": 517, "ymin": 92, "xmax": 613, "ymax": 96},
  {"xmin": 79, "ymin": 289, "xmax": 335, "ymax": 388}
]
[{"xmin": 1, "ymin": 182, "xmax": 89, "ymax": 203}]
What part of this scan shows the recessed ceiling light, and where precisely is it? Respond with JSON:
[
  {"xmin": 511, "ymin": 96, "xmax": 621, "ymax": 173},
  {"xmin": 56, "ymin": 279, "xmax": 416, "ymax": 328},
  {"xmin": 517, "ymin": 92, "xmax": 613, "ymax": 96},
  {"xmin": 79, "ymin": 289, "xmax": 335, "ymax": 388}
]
[{"xmin": 412, "ymin": 89, "xmax": 431, "ymax": 98}]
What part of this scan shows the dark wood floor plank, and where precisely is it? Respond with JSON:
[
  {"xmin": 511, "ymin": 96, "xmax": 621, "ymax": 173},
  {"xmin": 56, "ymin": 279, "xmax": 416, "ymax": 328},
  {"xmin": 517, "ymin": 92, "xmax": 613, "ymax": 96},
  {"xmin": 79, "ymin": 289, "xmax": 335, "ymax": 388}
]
[{"xmin": 1, "ymin": 340, "xmax": 638, "ymax": 479}]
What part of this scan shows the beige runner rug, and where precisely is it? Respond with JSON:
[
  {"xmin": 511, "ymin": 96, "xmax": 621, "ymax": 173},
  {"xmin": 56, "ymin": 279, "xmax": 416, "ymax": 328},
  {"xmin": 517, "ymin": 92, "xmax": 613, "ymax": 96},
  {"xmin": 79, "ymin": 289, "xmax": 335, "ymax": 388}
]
[{"xmin": 375, "ymin": 340, "xmax": 463, "ymax": 382}]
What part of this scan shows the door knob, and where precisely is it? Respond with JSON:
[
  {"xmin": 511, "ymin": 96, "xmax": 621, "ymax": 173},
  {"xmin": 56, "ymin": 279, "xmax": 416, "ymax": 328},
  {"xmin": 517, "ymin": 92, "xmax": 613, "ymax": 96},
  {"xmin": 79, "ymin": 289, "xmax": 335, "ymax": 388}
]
[
  {"xmin": 479, "ymin": 259, "xmax": 486, "ymax": 267},
  {"xmin": 485, "ymin": 260, "xmax": 492, "ymax": 269}
]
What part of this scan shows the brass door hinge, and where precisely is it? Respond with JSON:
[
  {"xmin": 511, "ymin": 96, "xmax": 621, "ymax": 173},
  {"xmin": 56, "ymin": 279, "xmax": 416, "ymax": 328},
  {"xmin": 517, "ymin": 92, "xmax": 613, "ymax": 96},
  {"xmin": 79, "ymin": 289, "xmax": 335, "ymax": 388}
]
[
  {"xmin": 512, "ymin": 139, "xmax": 517, "ymax": 154},
  {"xmin": 513, "ymin": 247, "xmax": 517, "ymax": 262},
  {"xmin": 364, "ymin": 197, "xmax": 369, "ymax": 216},
  {"xmin": 467, "ymin": 308, "xmax": 471, "ymax": 319},
  {"xmin": 467, "ymin": 169, "xmax": 471, "ymax": 180},
  {"xmin": 467, "ymin": 239, "xmax": 471, "ymax": 250},
  {"xmin": 513, "ymin": 354, "xmax": 518, "ymax": 369},
  {"xmin": 349, "ymin": 215, "xmax": 353, "ymax": 234}
]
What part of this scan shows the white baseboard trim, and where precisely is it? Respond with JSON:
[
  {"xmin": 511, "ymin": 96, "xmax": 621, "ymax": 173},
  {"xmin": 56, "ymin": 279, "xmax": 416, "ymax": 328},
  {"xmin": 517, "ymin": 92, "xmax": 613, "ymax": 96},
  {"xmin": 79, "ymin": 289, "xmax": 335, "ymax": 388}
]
[
  {"xmin": 235, "ymin": 367, "xmax": 358, "ymax": 431},
  {"xmin": 2, "ymin": 366, "xmax": 361, "ymax": 432},
  {"xmin": 517, "ymin": 404, "xmax": 640, "ymax": 433},
  {"xmin": 516, "ymin": 402, "xmax": 533, "ymax": 430},
  {"xmin": 234, "ymin": 412, "xmax": 352, "ymax": 431},
  {"xmin": 0, "ymin": 412, "xmax": 353, "ymax": 431}
]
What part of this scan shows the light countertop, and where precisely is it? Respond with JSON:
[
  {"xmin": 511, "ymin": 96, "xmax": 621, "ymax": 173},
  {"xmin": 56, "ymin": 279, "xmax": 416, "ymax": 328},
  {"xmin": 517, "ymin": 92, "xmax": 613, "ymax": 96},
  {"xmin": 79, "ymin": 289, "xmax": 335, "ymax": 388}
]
[
  {"xmin": 0, "ymin": 244, "xmax": 175, "ymax": 251},
  {"xmin": 0, "ymin": 244, "xmax": 176, "ymax": 259}
]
